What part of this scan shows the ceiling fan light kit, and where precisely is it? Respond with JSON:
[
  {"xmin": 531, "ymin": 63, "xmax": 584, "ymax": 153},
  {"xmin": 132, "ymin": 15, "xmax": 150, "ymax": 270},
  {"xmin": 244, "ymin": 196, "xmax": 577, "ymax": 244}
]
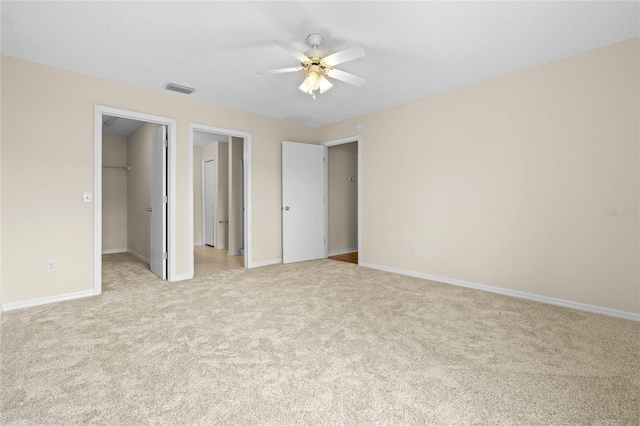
[{"xmin": 258, "ymin": 33, "xmax": 366, "ymax": 100}]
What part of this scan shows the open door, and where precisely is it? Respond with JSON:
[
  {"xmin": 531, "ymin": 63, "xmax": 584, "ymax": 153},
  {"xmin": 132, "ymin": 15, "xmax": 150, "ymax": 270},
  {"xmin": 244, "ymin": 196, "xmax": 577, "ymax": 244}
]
[
  {"xmin": 150, "ymin": 125, "xmax": 167, "ymax": 279},
  {"xmin": 282, "ymin": 141, "xmax": 326, "ymax": 263}
]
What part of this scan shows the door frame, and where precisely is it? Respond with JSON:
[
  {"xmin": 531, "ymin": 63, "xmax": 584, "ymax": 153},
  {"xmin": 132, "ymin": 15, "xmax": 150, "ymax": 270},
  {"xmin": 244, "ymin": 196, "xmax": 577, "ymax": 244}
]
[
  {"xmin": 188, "ymin": 123, "xmax": 252, "ymax": 273},
  {"xmin": 321, "ymin": 135, "xmax": 361, "ymax": 264},
  {"xmin": 202, "ymin": 157, "xmax": 216, "ymax": 247},
  {"xmin": 93, "ymin": 105, "xmax": 178, "ymax": 295}
]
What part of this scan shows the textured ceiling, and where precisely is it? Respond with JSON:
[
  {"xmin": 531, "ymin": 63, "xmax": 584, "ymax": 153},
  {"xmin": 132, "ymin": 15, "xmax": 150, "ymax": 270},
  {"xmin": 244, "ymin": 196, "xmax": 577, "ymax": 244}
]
[
  {"xmin": 2, "ymin": 2, "xmax": 638, "ymax": 127},
  {"xmin": 102, "ymin": 116, "xmax": 144, "ymax": 137}
]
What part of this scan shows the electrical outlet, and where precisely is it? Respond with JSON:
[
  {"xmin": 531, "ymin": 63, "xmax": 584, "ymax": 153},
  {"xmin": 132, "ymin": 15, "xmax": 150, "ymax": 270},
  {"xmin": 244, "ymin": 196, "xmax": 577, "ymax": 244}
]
[
  {"xmin": 46, "ymin": 260, "xmax": 56, "ymax": 272},
  {"xmin": 411, "ymin": 244, "xmax": 417, "ymax": 254}
]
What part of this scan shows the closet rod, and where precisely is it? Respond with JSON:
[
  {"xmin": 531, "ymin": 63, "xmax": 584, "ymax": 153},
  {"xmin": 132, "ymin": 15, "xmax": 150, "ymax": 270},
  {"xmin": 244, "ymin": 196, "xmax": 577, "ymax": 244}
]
[{"xmin": 102, "ymin": 166, "xmax": 130, "ymax": 171}]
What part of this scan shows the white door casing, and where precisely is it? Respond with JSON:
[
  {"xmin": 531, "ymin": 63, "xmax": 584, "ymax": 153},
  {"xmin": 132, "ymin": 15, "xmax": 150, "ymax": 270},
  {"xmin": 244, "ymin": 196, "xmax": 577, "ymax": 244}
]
[
  {"xmin": 188, "ymin": 122, "xmax": 252, "ymax": 274},
  {"xmin": 204, "ymin": 159, "xmax": 215, "ymax": 246},
  {"xmin": 150, "ymin": 125, "xmax": 168, "ymax": 279},
  {"xmin": 95, "ymin": 105, "xmax": 178, "ymax": 294},
  {"xmin": 282, "ymin": 141, "xmax": 326, "ymax": 264}
]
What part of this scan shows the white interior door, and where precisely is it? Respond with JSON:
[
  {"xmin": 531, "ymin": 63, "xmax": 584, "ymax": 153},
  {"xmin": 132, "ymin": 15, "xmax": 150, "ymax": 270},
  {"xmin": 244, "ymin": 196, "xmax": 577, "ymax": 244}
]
[
  {"xmin": 150, "ymin": 125, "xmax": 167, "ymax": 279},
  {"xmin": 282, "ymin": 141, "xmax": 326, "ymax": 263},
  {"xmin": 204, "ymin": 159, "xmax": 215, "ymax": 246},
  {"xmin": 240, "ymin": 159, "xmax": 244, "ymax": 252}
]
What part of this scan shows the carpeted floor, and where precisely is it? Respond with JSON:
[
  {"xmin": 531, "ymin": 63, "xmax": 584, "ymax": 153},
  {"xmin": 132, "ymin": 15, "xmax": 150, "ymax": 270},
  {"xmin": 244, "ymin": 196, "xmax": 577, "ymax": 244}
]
[{"xmin": 1, "ymin": 253, "xmax": 638, "ymax": 425}]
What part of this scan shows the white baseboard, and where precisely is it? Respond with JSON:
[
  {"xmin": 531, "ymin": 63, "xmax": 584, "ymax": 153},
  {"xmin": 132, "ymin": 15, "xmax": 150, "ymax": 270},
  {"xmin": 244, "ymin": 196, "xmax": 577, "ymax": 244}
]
[
  {"xmin": 217, "ymin": 244, "xmax": 228, "ymax": 249},
  {"xmin": 239, "ymin": 248, "xmax": 245, "ymax": 255},
  {"xmin": 0, "ymin": 302, "xmax": 3, "ymax": 317},
  {"xmin": 127, "ymin": 249, "xmax": 150, "ymax": 265},
  {"xmin": 171, "ymin": 273, "xmax": 193, "ymax": 282},
  {"xmin": 228, "ymin": 250, "xmax": 240, "ymax": 256},
  {"xmin": 250, "ymin": 258, "xmax": 282, "ymax": 268},
  {"xmin": 360, "ymin": 262, "xmax": 640, "ymax": 322},
  {"xmin": 2, "ymin": 290, "xmax": 94, "ymax": 312},
  {"xmin": 194, "ymin": 242, "xmax": 204, "ymax": 247},
  {"xmin": 328, "ymin": 248, "xmax": 358, "ymax": 256},
  {"xmin": 102, "ymin": 248, "xmax": 127, "ymax": 254}
]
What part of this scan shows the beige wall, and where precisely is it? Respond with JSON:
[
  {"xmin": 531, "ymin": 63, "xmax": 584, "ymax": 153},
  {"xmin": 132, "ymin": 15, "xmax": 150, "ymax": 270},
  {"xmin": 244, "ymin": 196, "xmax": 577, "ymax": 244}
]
[
  {"xmin": 1, "ymin": 55, "xmax": 314, "ymax": 304},
  {"xmin": 193, "ymin": 145, "xmax": 203, "ymax": 245},
  {"xmin": 328, "ymin": 142, "xmax": 358, "ymax": 253},
  {"xmin": 1, "ymin": 39, "xmax": 638, "ymax": 316},
  {"xmin": 318, "ymin": 38, "xmax": 639, "ymax": 314},
  {"xmin": 102, "ymin": 134, "xmax": 128, "ymax": 252},
  {"xmin": 229, "ymin": 136, "xmax": 243, "ymax": 254}
]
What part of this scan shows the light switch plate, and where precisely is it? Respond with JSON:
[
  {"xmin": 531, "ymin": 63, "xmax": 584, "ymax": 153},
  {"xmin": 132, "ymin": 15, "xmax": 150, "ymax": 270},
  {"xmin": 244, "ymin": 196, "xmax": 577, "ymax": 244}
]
[{"xmin": 83, "ymin": 192, "xmax": 92, "ymax": 203}]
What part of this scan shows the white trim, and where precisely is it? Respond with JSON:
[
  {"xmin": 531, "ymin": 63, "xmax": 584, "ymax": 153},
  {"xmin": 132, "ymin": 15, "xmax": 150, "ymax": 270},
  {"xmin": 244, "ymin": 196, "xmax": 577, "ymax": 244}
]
[
  {"xmin": 216, "ymin": 244, "xmax": 228, "ymax": 249},
  {"xmin": 172, "ymin": 273, "xmax": 193, "ymax": 282},
  {"xmin": 322, "ymin": 135, "xmax": 361, "ymax": 147},
  {"xmin": 324, "ymin": 146, "xmax": 329, "ymax": 258},
  {"xmin": 250, "ymin": 258, "xmax": 282, "ymax": 268},
  {"xmin": 202, "ymin": 157, "xmax": 215, "ymax": 247},
  {"xmin": 94, "ymin": 105, "xmax": 178, "ymax": 293},
  {"xmin": 0, "ymin": 303, "xmax": 3, "ymax": 317},
  {"xmin": 228, "ymin": 250, "xmax": 240, "ymax": 256},
  {"xmin": 328, "ymin": 248, "xmax": 358, "ymax": 256},
  {"xmin": 102, "ymin": 248, "xmax": 127, "ymax": 254},
  {"xmin": 321, "ymin": 136, "xmax": 361, "ymax": 264},
  {"xmin": 360, "ymin": 262, "xmax": 640, "ymax": 322},
  {"xmin": 127, "ymin": 249, "xmax": 150, "ymax": 265},
  {"xmin": 168, "ymin": 121, "xmax": 177, "ymax": 282},
  {"xmin": 2, "ymin": 290, "xmax": 94, "ymax": 312},
  {"xmin": 194, "ymin": 243, "xmax": 204, "ymax": 247},
  {"xmin": 189, "ymin": 123, "xmax": 253, "ymax": 275}
]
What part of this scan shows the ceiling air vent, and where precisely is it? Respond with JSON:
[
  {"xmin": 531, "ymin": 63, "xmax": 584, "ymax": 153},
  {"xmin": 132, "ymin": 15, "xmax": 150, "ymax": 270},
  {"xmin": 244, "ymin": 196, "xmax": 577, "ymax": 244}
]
[
  {"xmin": 164, "ymin": 82, "xmax": 195, "ymax": 95},
  {"xmin": 283, "ymin": 114, "xmax": 312, "ymax": 123}
]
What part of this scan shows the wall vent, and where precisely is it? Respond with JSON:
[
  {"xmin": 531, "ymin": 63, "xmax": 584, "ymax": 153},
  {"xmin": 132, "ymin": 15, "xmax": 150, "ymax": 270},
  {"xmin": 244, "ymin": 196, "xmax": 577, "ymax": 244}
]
[
  {"xmin": 283, "ymin": 114, "xmax": 312, "ymax": 123},
  {"xmin": 164, "ymin": 82, "xmax": 196, "ymax": 95}
]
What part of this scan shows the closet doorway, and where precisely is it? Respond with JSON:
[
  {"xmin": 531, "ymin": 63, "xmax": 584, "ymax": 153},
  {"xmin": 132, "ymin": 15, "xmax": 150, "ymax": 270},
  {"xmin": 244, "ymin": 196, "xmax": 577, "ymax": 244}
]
[{"xmin": 94, "ymin": 105, "xmax": 177, "ymax": 295}]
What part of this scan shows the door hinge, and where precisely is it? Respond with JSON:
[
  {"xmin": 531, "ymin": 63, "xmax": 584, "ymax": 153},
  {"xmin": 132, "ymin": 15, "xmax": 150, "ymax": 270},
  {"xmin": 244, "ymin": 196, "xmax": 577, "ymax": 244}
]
[
  {"xmin": 163, "ymin": 139, "xmax": 168, "ymax": 148},
  {"xmin": 163, "ymin": 252, "xmax": 168, "ymax": 260},
  {"xmin": 164, "ymin": 195, "xmax": 168, "ymax": 203}
]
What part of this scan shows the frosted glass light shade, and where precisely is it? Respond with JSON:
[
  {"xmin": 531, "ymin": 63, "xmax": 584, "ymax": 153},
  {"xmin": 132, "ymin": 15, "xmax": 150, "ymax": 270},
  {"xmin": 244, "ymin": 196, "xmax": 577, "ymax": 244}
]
[
  {"xmin": 319, "ymin": 76, "xmax": 333, "ymax": 94},
  {"xmin": 304, "ymin": 71, "xmax": 321, "ymax": 90},
  {"xmin": 298, "ymin": 82, "xmax": 312, "ymax": 94}
]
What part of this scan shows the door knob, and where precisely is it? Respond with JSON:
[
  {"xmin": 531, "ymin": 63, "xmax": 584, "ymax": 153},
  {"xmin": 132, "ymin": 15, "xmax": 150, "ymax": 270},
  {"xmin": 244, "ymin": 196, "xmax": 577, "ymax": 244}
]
[
  {"xmin": 146, "ymin": 207, "xmax": 153, "ymax": 212},
  {"xmin": 284, "ymin": 206, "xmax": 290, "ymax": 211}
]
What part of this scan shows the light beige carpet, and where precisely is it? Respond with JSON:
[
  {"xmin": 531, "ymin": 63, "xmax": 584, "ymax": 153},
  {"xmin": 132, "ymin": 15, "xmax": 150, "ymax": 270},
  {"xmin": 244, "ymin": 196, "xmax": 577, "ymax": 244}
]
[{"xmin": 1, "ymin": 253, "xmax": 638, "ymax": 425}]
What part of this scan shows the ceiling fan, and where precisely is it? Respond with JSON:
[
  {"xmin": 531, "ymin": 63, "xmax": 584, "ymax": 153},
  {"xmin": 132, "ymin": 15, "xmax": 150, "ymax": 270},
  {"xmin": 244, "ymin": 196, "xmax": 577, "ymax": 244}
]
[{"xmin": 258, "ymin": 33, "xmax": 366, "ymax": 99}]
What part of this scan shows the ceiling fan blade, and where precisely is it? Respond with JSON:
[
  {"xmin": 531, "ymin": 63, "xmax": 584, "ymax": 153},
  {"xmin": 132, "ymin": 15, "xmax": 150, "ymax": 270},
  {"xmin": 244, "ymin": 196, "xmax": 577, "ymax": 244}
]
[
  {"xmin": 322, "ymin": 45, "xmax": 365, "ymax": 67},
  {"xmin": 256, "ymin": 67, "xmax": 303, "ymax": 75},
  {"xmin": 274, "ymin": 40, "xmax": 310, "ymax": 64},
  {"xmin": 325, "ymin": 68, "xmax": 367, "ymax": 87}
]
